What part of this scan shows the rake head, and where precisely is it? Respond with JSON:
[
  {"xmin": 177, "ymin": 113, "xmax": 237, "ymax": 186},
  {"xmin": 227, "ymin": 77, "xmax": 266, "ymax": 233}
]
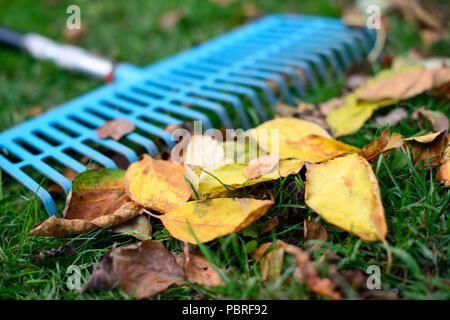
[{"xmin": 0, "ymin": 14, "xmax": 375, "ymax": 216}]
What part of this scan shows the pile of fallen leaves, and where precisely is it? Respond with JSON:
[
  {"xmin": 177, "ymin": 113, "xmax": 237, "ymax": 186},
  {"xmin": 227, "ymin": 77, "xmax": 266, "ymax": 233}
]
[{"xmin": 29, "ymin": 48, "xmax": 449, "ymax": 300}]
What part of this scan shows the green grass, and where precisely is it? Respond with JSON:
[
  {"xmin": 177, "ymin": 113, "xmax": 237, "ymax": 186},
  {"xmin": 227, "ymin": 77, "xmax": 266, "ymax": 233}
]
[{"xmin": 0, "ymin": 0, "xmax": 449, "ymax": 300}]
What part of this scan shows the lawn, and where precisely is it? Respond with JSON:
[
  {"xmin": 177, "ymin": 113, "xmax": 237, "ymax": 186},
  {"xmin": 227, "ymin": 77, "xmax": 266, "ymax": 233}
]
[{"xmin": 0, "ymin": 0, "xmax": 449, "ymax": 300}]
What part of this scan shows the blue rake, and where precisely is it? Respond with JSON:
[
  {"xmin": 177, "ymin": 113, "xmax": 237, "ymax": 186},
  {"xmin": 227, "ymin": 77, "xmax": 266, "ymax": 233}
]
[{"xmin": 0, "ymin": 14, "xmax": 375, "ymax": 216}]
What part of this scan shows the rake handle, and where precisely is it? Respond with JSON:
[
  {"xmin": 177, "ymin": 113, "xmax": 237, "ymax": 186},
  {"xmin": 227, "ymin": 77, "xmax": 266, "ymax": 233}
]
[
  {"xmin": 0, "ymin": 26, "xmax": 25, "ymax": 50},
  {"xmin": 0, "ymin": 26, "xmax": 114, "ymax": 80}
]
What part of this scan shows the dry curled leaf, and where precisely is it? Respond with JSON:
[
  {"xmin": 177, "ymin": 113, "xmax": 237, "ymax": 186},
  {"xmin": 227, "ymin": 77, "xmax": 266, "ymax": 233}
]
[
  {"xmin": 33, "ymin": 244, "xmax": 76, "ymax": 262},
  {"xmin": 374, "ymin": 108, "xmax": 409, "ymax": 127},
  {"xmin": 359, "ymin": 129, "xmax": 404, "ymax": 162},
  {"xmin": 359, "ymin": 67, "xmax": 450, "ymax": 102},
  {"xmin": 326, "ymin": 67, "xmax": 425, "ymax": 137},
  {"xmin": 97, "ymin": 119, "xmax": 135, "ymax": 141},
  {"xmin": 63, "ymin": 22, "xmax": 87, "ymax": 44},
  {"xmin": 436, "ymin": 139, "xmax": 450, "ymax": 186},
  {"xmin": 304, "ymin": 220, "xmax": 328, "ymax": 252},
  {"xmin": 248, "ymin": 118, "xmax": 331, "ymax": 159},
  {"xmin": 258, "ymin": 216, "xmax": 279, "ymax": 236},
  {"xmin": 82, "ymin": 240, "xmax": 184, "ymax": 299},
  {"xmin": 111, "ymin": 214, "xmax": 152, "ymax": 240},
  {"xmin": 404, "ymin": 131, "xmax": 448, "ymax": 166},
  {"xmin": 319, "ymin": 96, "xmax": 347, "ymax": 116},
  {"xmin": 412, "ymin": 107, "xmax": 449, "ymax": 132},
  {"xmin": 198, "ymin": 159, "xmax": 304, "ymax": 195},
  {"xmin": 305, "ymin": 154, "xmax": 387, "ymax": 242},
  {"xmin": 63, "ymin": 168, "xmax": 130, "ymax": 220},
  {"xmin": 252, "ymin": 241, "xmax": 286, "ymax": 282},
  {"xmin": 158, "ymin": 8, "xmax": 188, "ymax": 31},
  {"xmin": 29, "ymin": 202, "xmax": 140, "ymax": 238},
  {"xmin": 283, "ymin": 244, "xmax": 341, "ymax": 300},
  {"xmin": 124, "ymin": 155, "xmax": 191, "ymax": 213},
  {"xmin": 243, "ymin": 153, "xmax": 279, "ymax": 179},
  {"xmin": 145, "ymin": 198, "xmax": 273, "ymax": 244},
  {"xmin": 183, "ymin": 253, "xmax": 222, "ymax": 287}
]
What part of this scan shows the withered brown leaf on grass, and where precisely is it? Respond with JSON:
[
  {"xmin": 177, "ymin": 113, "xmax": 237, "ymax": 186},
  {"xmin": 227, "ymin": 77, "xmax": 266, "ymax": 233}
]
[
  {"xmin": 374, "ymin": 108, "xmax": 408, "ymax": 127},
  {"xmin": 304, "ymin": 220, "xmax": 328, "ymax": 252},
  {"xmin": 181, "ymin": 253, "xmax": 222, "ymax": 287},
  {"xmin": 30, "ymin": 202, "xmax": 140, "ymax": 238},
  {"xmin": 404, "ymin": 131, "xmax": 448, "ymax": 166},
  {"xmin": 124, "ymin": 155, "xmax": 191, "ymax": 213},
  {"xmin": 111, "ymin": 214, "xmax": 152, "ymax": 240},
  {"xmin": 97, "ymin": 119, "xmax": 135, "ymax": 141},
  {"xmin": 359, "ymin": 129, "xmax": 404, "ymax": 162},
  {"xmin": 284, "ymin": 244, "xmax": 341, "ymax": 300},
  {"xmin": 412, "ymin": 107, "xmax": 449, "ymax": 132},
  {"xmin": 436, "ymin": 138, "xmax": 450, "ymax": 186},
  {"xmin": 64, "ymin": 168, "xmax": 130, "ymax": 220},
  {"xmin": 82, "ymin": 240, "xmax": 184, "ymax": 299},
  {"xmin": 158, "ymin": 8, "xmax": 188, "ymax": 31},
  {"xmin": 359, "ymin": 67, "xmax": 450, "ymax": 102},
  {"xmin": 258, "ymin": 215, "xmax": 279, "ymax": 236},
  {"xmin": 252, "ymin": 241, "xmax": 286, "ymax": 282},
  {"xmin": 30, "ymin": 169, "xmax": 141, "ymax": 237}
]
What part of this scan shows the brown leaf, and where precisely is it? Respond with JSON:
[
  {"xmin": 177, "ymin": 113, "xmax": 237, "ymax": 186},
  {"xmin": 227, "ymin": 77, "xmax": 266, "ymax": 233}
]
[
  {"xmin": 252, "ymin": 241, "xmax": 286, "ymax": 282},
  {"xmin": 404, "ymin": 131, "xmax": 448, "ymax": 166},
  {"xmin": 258, "ymin": 215, "xmax": 279, "ymax": 236},
  {"xmin": 241, "ymin": 2, "xmax": 260, "ymax": 19},
  {"xmin": 243, "ymin": 153, "xmax": 279, "ymax": 179},
  {"xmin": 284, "ymin": 244, "xmax": 341, "ymax": 300},
  {"xmin": 392, "ymin": 0, "xmax": 443, "ymax": 31},
  {"xmin": 436, "ymin": 137, "xmax": 450, "ymax": 186},
  {"xmin": 419, "ymin": 29, "xmax": 445, "ymax": 46},
  {"xmin": 158, "ymin": 8, "xmax": 187, "ymax": 31},
  {"xmin": 319, "ymin": 96, "xmax": 347, "ymax": 116},
  {"xmin": 82, "ymin": 240, "xmax": 184, "ymax": 298},
  {"xmin": 374, "ymin": 108, "xmax": 409, "ymax": 127},
  {"xmin": 208, "ymin": 0, "xmax": 238, "ymax": 6},
  {"xmin": 183, "ymin": 253, "xmax": 222, "ymax": 287},
  {"xmin": 33, "ymin": 244, "xmax": 76, "ymax": 262},
  {"xmin": 359, "ymin": 129, "xmax": 404, "ymax": 162},
  {"xmin": 63, "ymin": 169, "xmax": 130, "ymax": 220},
  {"xmin": 63, "ymin": 23, "xmax": 87, "ymax": 44},
  {"xmin": 346, "ymin": 74, "xmax": 371, "ymax": 90},
  {"xmin": 359, "ymin": 67, "xmax": 450, "ymax": 102},
  {"xmin": 97, "ymin": 119, "xmax": 135, "ymax": 141},
  {"xmin": 111, "ymin": 214, "xmax": 152, "ymax": 240},
  {"xmin": 29, "ymin": 202, "xmax": 140, "ymax": 238},
  {"xmin": 304, "ymin": 220, "xmax": 328, "ymax": 252},
  {"xmin": 412, "ymin": 106, "xmax": 449, "ymax": 132}
]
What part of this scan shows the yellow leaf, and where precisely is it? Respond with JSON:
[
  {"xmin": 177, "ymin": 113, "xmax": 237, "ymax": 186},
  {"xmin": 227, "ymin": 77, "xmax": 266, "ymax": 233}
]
[
  {"xmin": 199, "ymin": 159, "xmax": 304, "ymax": 195},
  {"xmin": 326, "ymin": 91, "xmax": 397, "ymax": 137},
  {"xmin": 124, "ymin": 155, "xmax": 191, "ymax": 213},
  {"xmin": 305, "ymin": 154, "xmax": 387, "ymax": 241},
  {"xmin": 283, "ymin": 135, "xmax": 360, "ymax": 162},
  {"xmin": 248, "ymin": 118, "xmax": 331, "ymax": 159},
  {"xmin": 326, "ymin": 67, "xmax": 422, "ymax": 137},
  {"xmin": 147, "ymin": 198, "xmax": 274, "ymax": 244}
]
